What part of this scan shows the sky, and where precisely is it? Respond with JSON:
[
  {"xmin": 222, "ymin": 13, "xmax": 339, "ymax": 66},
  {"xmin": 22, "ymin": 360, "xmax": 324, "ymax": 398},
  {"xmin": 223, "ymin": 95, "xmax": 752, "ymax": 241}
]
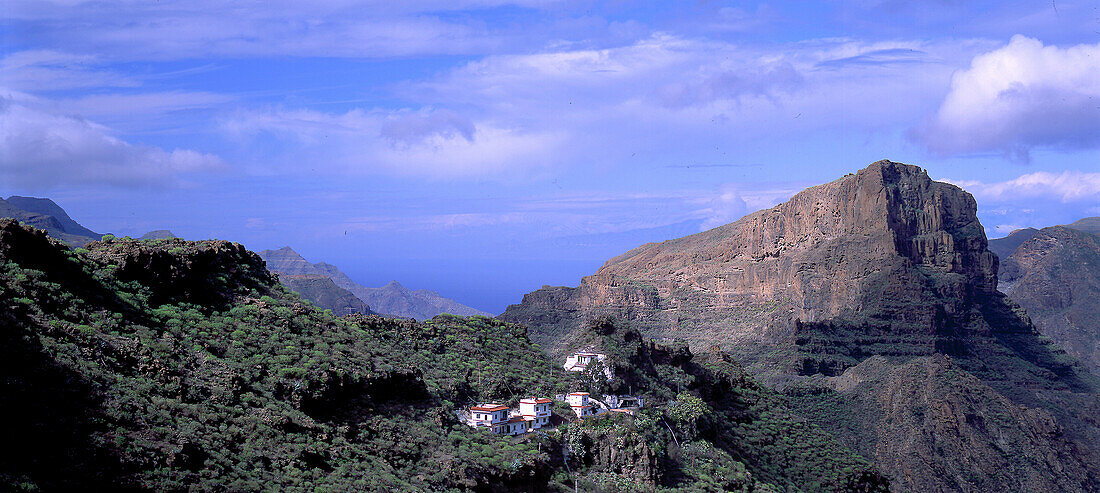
[{"xmin": 1, "ymin": 1, "xmax": 1099, "ymax": 314}]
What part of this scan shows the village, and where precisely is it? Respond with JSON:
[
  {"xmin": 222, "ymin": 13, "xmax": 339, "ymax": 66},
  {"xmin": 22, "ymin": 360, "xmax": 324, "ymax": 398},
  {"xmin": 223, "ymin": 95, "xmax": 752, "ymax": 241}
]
[{"xmin": 462, "ymin": 349, "xmax": 644, "ymax": 436}]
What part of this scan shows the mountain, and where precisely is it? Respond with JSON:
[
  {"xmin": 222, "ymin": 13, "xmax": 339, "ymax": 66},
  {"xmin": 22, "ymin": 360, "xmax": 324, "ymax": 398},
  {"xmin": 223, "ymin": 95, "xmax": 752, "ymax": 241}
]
[
  {"xmin": 997, "ymin": 225, "xmax": 1100, "ymax": 373},
  {"xmin": 0, "ymin": 218, "xmax": 891, "ymax": 491},
  {"xmin": 0, "ymin": 196, "xmax": 100, "ymax": 246},
  {"xmin": 258, "ymin": 246, "xmax": 489, "ymax": 320},
  {"xmin": 988, "ymin": 227, "xmax": 1039, "ymax": 260},
  {"xmin": 279, "ymin": 274, "xmax": 375, "ymax": 316},
  {"xmin": 1067, "ymin": 217, "xmax": 1100, "ymax": 236},
  {"xmin": 503, "ymin": 160, "xmax": 1100, "ymax": 491},
  {"xmin": 139, "ymin": 229, "xmax": 177, "ymax": 240},
  {"xmin": 5, "ymin": 196, "xmax": 99, "ymax": 239}
]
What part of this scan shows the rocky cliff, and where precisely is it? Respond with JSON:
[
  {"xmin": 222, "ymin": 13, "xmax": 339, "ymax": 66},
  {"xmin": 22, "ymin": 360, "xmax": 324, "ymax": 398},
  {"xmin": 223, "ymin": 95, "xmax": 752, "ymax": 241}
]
[
  {"xmin": 998, "ymin": 226, "xmax": 1100, "ymax": 373},
  {"xmin": 503, "ymin": 161, "xmax": 998, "ymax": 368},
  {"xmin": 823, "ymin": 355, "xmax": 1099, "ymax": 492}
]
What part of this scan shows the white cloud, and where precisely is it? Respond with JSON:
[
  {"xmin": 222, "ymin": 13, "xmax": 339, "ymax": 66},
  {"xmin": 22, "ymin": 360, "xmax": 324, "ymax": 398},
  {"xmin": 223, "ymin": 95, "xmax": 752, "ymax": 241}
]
[
  {"xmin": 913, "ymin": 36, "xmax": 1100, "ymax": 160},
  {"xmin": 0, "ymin": 50, "xmax": 139, "ymax": 90},
  {"xmin": 948, "ymin": 171, "xmax": 1100, "ymax": 202},
  {"xmin": 223, "ymin": 106, "xmax": 565, "ymax": 177},
  {"xmin": 0, "ymin": 1, "xmax": 566, "ymax": 61},
  {"xmin": 0, "ymin": 97, "xmax": 223, "ymax": 188}
]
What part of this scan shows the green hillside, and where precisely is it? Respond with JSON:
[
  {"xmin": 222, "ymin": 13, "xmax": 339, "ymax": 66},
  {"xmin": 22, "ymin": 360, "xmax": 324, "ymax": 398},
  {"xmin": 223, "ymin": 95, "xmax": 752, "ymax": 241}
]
[{"xmin": 0, "ymin": 219, "xmax": 885, "ymax": 491}]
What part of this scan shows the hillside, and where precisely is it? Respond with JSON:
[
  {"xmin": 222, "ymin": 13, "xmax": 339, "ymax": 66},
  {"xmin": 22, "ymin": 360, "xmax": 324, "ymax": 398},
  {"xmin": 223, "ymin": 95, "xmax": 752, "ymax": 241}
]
[
  {"xmin": 998, "ymin": 226, "xmax": 1100, "ymax": 373},
  {"xmin": 0, "ymin": 219, "xmax": 891, "ymax": 491},
  {"xmin": 502, "ymin": 160, "xmax": 1100, "ymax": 491},
  {"xmin": 259, "ymin": 246, "xmax": 489, "ymax": 320}
]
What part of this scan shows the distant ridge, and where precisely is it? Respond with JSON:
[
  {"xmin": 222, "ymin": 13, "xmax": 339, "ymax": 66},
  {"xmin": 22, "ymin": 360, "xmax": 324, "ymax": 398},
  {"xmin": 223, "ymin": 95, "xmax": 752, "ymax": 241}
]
[
  {"xmin": 1066, "ymin": 216, "xmax": 1100, "ymax": 236},
  {"xmin": 988, "ymin": 227, "xmax": 1039, "ymax": 260},
  {"xmin": 139, "ymin": 230, "xmax": 177, "ymax": 240},
  {"xmin": 258, "ymin": 246, "xmax": 489, "ymax": 320}
]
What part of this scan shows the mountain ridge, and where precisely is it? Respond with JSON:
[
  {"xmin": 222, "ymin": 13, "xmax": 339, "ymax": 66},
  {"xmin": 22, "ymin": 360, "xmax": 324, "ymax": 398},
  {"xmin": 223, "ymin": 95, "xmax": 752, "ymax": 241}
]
[{"xmin": 258, "ymin": 246, "xmax": 489, "ymax": 320}]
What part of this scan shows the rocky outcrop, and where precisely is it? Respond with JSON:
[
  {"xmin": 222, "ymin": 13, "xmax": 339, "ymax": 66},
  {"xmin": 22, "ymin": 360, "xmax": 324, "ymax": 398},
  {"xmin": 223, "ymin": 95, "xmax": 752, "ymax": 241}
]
[
  {"xmin": 139, "ymin": 230, "xmax": 178, "ymax": 240},
  {"xmin": 84, "ymin": 236, "xmax": 277, "ymax": 309},
  {"xmin": 998, "ymin": 226, "xmax": 1100, "ymax": 373},
  {"xmin": 503, "ymin": 161, "xmax": 997, "ymax": 367}
]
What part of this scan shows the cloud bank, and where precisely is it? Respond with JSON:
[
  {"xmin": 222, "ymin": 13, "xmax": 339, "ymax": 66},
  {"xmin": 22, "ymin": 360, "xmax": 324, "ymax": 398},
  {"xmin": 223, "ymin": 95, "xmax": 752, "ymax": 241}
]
[
  {"xmin": 914, "ymin": 36, "xmax": 1100, "ymax": 160},
  {"xmin": 0, "ymin": 97, "xmax": 223, "ymax": 188}
]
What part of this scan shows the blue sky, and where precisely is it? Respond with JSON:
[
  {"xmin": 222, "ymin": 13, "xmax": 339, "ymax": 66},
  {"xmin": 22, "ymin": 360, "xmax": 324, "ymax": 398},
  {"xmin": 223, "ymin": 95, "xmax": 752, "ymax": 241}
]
[{"xmin": 2, "ymin": 1, "xmax": 1099, "ymax": 313}]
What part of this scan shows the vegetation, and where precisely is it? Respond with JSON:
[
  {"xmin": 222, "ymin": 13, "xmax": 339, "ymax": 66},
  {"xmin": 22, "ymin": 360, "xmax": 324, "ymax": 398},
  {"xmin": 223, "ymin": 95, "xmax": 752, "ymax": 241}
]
[{"xmin": 0, "ymin": 221, "xmax": 888, "ymax": 491}]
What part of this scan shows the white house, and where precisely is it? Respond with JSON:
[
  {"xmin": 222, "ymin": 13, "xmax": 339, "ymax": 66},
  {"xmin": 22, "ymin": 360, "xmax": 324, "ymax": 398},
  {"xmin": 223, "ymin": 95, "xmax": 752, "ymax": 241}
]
[
  {"xmin": 565, "ymin": 392, "xmax": 603, "ymax": 418},
  {"xmin": 563, "ymin": 351, "xmax": 607, "ymax": 372},
  {"xmin": 469, "ymin": 403, "xmax": 510, "ymax": 434},
  {"xmin": 519, "ymin": 398, "xmax": 553, "ymax": 430},
  {"xmin": 469, "ymin": 397, "xmax": 553, "ymax": 435}
]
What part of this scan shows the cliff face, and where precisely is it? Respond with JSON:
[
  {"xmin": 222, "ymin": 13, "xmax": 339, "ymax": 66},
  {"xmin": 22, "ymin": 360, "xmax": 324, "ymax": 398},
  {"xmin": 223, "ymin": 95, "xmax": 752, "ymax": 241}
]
[
  {"xmin": 999, "ymin": 226, "xmax": 1100, "ymax": 373},
  {"xmin": 503, "ymin": 161, "xmax": 997, "ymax": 366}
]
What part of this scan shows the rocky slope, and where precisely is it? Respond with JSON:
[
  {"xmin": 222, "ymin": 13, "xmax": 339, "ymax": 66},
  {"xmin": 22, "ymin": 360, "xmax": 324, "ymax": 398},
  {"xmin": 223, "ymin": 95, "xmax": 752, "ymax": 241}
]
[
  {"xmin": 997, "ymin": 225, "xmax": 1100, "ymax": 373},
  {"xmin": 817, "ymin": 355, "xmax": 1098, "ymax": 492},
  {"xmin": 259, "ymin": 246, "xmax": 488, "ymax": 320},
  {"xmin": 503, "ymin": 160, "xmax": 1100, "ymax": 492}
]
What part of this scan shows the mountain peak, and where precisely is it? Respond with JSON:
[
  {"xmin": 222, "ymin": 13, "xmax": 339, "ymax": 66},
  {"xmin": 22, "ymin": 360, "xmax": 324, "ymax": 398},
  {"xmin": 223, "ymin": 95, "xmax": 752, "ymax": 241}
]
[{"xmin": 505, "ymin": 159, "xmax": 997, "ymax": 364}]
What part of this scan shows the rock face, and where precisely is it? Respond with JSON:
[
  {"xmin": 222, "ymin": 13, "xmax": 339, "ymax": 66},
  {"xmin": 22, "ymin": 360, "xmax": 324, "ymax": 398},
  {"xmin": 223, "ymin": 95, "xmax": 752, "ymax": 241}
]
[
  {"xmin": 503, "ymin": 160, "xmax": 997, "ymax": 369},
  {"xmin": 279, "ymin": 274, "xmax": 375, "ymax": 317},
  {"xmin": 258, "ymin": 246, "xmax": 489, "ymax": 320},
  {"xmin": 997, "ymin": 226, "xmax": 1100, "ymax": 373}
]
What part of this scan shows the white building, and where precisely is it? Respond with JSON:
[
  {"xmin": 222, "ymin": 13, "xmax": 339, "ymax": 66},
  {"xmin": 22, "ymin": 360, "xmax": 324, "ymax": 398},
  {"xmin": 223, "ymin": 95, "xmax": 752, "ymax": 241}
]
[
  {"xmin": 469, "ymin": 397, "xmax": 553, "ymax": 435},
  {"xmin": 519, "ymin": 398, "xmax": 552, "ymax": 430},
  {"xmin": 563, "ymin": 351, "xmax": 608, "ymax": 372},
  {"xmin": 469, "ymin": 403, "xmax": 510, "ymax": 434},
  {"xmin": 565, "ymin": 392, "xmax": 603, "ymax": 418}
]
